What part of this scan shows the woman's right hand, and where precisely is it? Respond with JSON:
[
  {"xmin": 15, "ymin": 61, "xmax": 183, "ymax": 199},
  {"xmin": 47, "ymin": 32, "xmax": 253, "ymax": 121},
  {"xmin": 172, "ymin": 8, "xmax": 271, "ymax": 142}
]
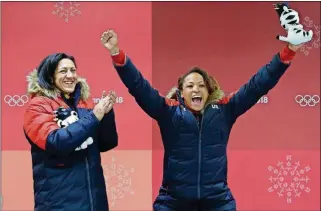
[
  {"xmin": 93, "ymin": 90, "xmax": 117, "ymax": 121},
  {"xmin": 101, "ymin": 29, "xmax": 119, "ymax": 55}
]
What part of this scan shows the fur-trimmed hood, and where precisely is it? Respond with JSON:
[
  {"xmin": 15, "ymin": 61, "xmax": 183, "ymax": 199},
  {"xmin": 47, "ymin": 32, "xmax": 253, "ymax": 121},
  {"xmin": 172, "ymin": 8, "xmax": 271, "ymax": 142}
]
[
  {"xmin": 165, "ymin": 86, "xmax": 225, "ymax": 105},
  {"xmin": 26, "ymin": 69, "xmax": 90, "ymax": 100}
]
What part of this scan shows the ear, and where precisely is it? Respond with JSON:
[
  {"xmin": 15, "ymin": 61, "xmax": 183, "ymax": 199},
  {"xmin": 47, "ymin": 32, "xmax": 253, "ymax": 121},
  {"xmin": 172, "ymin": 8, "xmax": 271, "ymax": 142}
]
[
  {"xmin": 57, "ymin": 120, "xmax": 63, "ymax": 127},
  {"xmin": 71, "ymin": 111, "xmax": 78, "ymax": 117}
]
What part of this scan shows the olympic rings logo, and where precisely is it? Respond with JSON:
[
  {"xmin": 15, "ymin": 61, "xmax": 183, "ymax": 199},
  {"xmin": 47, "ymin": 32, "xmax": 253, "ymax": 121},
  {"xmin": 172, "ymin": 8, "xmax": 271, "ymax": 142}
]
[
  {"xmin": 295, "ymin": 95, "xmax": 320, "ymax": 107},
  {"xmin": 3, "ymin": 95, "xmax": 29, "ymax": 107}
]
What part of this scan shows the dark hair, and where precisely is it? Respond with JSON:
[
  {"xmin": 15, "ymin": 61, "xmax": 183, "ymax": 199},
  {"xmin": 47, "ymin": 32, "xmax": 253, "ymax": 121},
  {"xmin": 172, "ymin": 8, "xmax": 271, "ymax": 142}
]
[{"xmin": 37, "ymin": 53, "xmax": 76, "ymax": 90}]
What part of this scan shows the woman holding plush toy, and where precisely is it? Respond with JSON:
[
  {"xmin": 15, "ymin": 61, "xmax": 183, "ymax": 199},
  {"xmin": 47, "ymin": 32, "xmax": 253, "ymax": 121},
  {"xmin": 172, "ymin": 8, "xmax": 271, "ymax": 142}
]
[
  {"xmin": 101, "ymin": 4, "xmax": 312, "ymax": 211},
  {"xmin": 23, "ymin": 53, "xmax": 118, "ymax": 210}
]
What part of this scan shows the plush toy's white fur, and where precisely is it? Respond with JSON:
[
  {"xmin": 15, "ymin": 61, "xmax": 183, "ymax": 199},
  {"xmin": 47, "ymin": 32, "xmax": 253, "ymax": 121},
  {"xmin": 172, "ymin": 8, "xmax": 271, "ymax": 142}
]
[
  {"xmin": 277, "ymin": 5, "xmax": 313, "ymax": 45},
  {"xmin": 278, "ymin": 24, "xmax": 313, "ymax": 46},
  {"xmin": 55, "ymin": 108, "xmax": 93, "ymax": 151},
  {"xmin": 279, "ymin": 6, "xmax": 300, "ymax": 31}
]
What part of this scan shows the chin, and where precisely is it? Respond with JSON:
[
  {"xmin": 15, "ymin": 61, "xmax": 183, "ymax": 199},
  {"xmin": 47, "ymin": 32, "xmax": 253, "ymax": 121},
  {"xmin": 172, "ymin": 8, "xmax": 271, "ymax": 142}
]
[
  {"xmin": 62, "ymin": 88, "xmax": 75, "ymax": 94},
  {"xmin": 190, "ymin": 105, "xmax": 204, "ymax": 111},
  {"xmin": 193, "ymin": 108, "xmax": 203, "ymax": 111}
]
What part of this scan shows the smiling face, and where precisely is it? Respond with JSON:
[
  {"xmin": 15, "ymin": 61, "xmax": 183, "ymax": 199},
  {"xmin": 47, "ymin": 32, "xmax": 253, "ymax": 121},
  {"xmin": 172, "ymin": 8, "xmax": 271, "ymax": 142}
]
[
  {"xmin": 54, "ymin": 58, "xmax": 78, "ymax": 95},
  {"xmin": 181, "ymin": 72, "xmax": 209, "ymax": 111}
]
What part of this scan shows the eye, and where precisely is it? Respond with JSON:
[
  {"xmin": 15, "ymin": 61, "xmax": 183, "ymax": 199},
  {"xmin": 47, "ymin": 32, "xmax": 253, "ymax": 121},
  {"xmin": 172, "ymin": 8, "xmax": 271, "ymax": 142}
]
[
  {"xmin": 199, "ymin": 84, "xmax": 205, "ymax": 88},
  {"xmin": 186, "ymin": 85, "xmax": 193, "ymax": 88}
]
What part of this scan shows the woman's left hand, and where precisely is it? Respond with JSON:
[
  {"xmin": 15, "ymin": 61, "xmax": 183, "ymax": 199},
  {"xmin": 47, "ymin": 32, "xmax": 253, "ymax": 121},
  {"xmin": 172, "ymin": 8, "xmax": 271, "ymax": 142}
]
[
  {"xmin": 288, "ymin": 43, "xmax": 303, "ymax": 52},
  {"xmin": 101, "ymin": 90, "xmax": 117, "ymax": 114}
]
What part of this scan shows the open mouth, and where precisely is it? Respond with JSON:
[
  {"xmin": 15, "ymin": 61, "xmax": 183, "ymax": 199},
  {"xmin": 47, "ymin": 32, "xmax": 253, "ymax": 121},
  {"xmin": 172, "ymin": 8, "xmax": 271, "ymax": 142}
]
[{"xmin": 191, "ymin": 96, "xmax": 202, "ymax": 105}]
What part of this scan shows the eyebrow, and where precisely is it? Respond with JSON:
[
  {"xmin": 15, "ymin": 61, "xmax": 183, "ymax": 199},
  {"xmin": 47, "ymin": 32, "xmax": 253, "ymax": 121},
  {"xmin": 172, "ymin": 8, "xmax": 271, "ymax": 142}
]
[
  {"xmin": 186, "ymin": 81, "xmax": 204, "ymax": 84},
  {"xmin": 59, "ymin": 67, "xmax": 76, "ymax": 70}
]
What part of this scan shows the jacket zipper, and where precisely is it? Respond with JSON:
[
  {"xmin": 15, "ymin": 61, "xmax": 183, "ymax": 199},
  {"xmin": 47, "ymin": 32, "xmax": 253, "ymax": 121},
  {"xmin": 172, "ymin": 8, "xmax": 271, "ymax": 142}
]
[
  {"xmin": 65, "ymin": 97, "xmax": 93, "ymax": 209},
  {"xmin": 184, "ymin": 104, "xmax": 209, "ymax": 199},
  {"xmin": 197, "ymin": 114, "xmax": 204, "ymax": 199},
  {"xmin": 85, "ymin": 157, "xmax": 94, "ymax": 211}
]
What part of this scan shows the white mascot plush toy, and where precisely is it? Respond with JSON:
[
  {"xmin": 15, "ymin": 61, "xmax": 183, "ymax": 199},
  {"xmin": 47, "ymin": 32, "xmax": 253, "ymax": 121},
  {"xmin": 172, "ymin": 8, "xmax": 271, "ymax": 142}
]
[
  {"xmin": 274, "ymin": 2, "xmax": 313, "ymax": 45},
  {"xmin": 53, "ymin": 107, "xmax": 93, "ymax": 151}
]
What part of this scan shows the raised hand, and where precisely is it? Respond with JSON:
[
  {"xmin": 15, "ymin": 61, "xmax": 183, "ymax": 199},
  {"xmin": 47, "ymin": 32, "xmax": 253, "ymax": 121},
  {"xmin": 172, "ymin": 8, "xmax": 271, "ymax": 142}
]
[
  {"xmin": 101, "ymin": 29, "xmax": 119, "ymax": 55},
  {"xmin": 277, "ymin": 24, "xmax": 313, "ymax": 48}
]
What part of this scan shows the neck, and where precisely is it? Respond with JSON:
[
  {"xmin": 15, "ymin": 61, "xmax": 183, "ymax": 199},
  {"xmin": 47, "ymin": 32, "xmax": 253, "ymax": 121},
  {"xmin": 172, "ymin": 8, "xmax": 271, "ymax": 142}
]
[{"xmin": 190, "ymin": 108, "xmax": 201, "ymax": 116}]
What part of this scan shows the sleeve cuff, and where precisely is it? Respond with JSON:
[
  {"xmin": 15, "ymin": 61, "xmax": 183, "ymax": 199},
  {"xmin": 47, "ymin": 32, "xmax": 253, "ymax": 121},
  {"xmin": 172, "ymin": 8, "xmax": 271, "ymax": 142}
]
[
  {"xmin": 111, "ymin": 50, "xmax": 126, "ymax": 66},
  {"xmin": 279, "ymin": 45, "xmax": 296, "ymax": 64}
]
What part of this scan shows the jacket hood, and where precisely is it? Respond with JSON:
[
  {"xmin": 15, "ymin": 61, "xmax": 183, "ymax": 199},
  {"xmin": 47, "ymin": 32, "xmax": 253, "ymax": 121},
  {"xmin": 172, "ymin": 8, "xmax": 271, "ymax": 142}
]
[
  {"xmin": 165, "ymin": 86, "xmax": 225, "ymax": 105},
  {"xmin": 26, "ymin": 69, "xmax": 90, "ymax": 100}
]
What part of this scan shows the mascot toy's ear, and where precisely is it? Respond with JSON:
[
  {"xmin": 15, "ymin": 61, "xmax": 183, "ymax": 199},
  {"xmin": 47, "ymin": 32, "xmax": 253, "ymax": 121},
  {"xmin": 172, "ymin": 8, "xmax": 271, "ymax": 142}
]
[
  {"xmin": 57, "ymin": 120, "xmax": 64, "ymax": 128},
  {"xmin": 57, "ymin": 119, "xmax": 62, "ymax": 127},
  {"xmin": 71, "ymin": 111, "xmax": 78, "ymax": 117},
  {"xmin": 273, "ymin": 2, "xmax": 300, "ymax": 31},
  {"xmin": 273, "ymin": 2, "xmax": 290, "ymax": 17}
]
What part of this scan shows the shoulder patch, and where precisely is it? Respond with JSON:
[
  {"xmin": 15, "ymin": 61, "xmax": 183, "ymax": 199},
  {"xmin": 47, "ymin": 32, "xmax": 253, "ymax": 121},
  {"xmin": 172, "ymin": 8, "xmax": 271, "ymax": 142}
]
[{"xmin": 210, "ymin": 104, "xmax": 220, "ymax": 109}]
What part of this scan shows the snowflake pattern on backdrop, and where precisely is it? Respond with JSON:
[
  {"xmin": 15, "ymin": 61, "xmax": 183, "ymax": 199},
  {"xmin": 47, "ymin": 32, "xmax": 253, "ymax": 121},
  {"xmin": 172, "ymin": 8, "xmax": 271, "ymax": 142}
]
[
  {"xmin": 301, "ymin": 16, "xmax": 320, "ymax": 56},
  {"xmin": 102, "ymin": 156, "xmax": 135, "ymax": 207},
  {"xmin": 267, "ymin": 155, "xmax": 311, "ymax": 204},
  {"xmin": 52, "ymin": 2, "xmax": 81, "ymax": 23}
]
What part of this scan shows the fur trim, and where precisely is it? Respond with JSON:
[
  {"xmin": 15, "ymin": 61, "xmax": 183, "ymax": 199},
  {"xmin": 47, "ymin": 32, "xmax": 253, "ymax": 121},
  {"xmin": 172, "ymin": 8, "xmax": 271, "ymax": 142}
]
[
  {"xmin": 165, "ymin": 86, "xmax": 179, "ymax": 99},
  {"xmin": 26, "ymin": 69, "xmax": 90, "ymax": 100},
  {"xmin": 165, "ymin": 86, "xmax": 225, "ymax": 105}
]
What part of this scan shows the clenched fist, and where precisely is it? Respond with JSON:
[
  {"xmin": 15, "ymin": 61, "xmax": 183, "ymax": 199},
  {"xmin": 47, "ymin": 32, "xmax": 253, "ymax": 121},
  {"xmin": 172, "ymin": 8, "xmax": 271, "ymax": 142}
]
[{"xmin": 101, "ymin": 30, "xmax": 119, "ymax": 55}]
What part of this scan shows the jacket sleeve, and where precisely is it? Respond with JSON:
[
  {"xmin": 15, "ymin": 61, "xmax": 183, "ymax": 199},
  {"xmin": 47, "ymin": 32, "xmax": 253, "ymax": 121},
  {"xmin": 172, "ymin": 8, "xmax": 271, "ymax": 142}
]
[
  {"xmin": 226, "ymin": 51, "xmax": 292, "ymax": 122},
  {"xmin": 97, "ymin": 109, "xmax": 118, "ymax": 152},
  {"xmin": 113, "ymin": 52, "xmax": 172, "ymax": 120},
  {"xmin": 23, "ymin": 97, "xmax": 100, "ymax": 156}
]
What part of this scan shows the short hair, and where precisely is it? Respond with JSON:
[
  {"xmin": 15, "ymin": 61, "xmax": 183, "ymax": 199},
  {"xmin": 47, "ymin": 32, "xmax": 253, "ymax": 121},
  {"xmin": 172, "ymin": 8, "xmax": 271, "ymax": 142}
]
[{"xmin": 37, "ymin": 53, "xmax": 76, "ymax": 90}]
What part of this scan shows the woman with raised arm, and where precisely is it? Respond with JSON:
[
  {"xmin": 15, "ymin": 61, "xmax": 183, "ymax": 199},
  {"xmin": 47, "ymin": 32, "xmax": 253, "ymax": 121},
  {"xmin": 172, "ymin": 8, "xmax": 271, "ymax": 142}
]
[{"xmin": 100, "ymin": 7, "xmax": 312, "ymax": 211}]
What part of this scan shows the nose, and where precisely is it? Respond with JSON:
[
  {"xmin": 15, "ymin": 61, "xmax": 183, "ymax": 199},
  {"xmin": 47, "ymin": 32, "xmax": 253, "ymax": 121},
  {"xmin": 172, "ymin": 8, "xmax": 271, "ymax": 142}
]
[
  {"xmin": 192, "ymin": 85, "xmax": 200, "ymax": 92},
  {"xmin": 66, "ymin": 70, "xmax": 74, "ymax": 78}
]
